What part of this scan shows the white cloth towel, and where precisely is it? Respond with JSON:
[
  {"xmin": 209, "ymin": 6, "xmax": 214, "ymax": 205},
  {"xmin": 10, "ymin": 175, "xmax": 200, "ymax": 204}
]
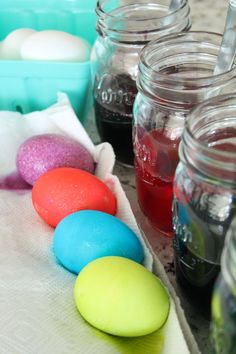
[{"xmin": 0, "ymin": 94, "xmax": 199, "ymax": 354}]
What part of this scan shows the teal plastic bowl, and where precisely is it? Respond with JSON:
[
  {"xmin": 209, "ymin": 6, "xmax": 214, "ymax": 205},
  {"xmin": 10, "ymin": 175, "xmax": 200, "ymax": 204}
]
[{"xmin": 0, "ymin": 0, "xmax": 97, "ymax": 123}]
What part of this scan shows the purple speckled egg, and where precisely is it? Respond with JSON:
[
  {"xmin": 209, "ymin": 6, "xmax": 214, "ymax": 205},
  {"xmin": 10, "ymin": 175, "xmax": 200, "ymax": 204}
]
[{"xmin": 16, "ymin": 134, "xmax": 95, "ymax": 185}]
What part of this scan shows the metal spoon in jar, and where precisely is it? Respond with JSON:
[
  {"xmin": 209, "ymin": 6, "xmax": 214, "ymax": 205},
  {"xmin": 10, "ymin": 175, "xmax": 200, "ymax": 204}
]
[
  {"xmin": 162, "ymin": 0, "xmax": 182, "ymax": 27},
  {"xmin": 214, "ymin": 0, "xmax": 236, "ymax": 75},
  {"xmin": 168, "ymin": 0, "xmax": 182, "ymax": 12}
]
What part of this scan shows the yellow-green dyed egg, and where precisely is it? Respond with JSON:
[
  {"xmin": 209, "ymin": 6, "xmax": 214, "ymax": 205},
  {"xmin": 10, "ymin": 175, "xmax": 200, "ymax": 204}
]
[{"xmin": 74, "ymin": 256, "xmax": 170, "ymax": 337}]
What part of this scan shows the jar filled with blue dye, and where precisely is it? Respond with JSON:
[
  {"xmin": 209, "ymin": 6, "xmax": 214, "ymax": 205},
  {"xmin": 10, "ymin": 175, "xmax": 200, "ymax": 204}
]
[
  {"xmin": 211, "ymin": 216, "xmax": 236, "ymax": 354},
  {"xmin": 172, "ymin": 94, "xmax": 236, "ymax": 307}
]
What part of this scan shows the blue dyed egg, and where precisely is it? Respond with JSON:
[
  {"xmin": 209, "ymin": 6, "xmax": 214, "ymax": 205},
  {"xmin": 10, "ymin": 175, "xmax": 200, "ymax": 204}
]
[{"xmin": 53, "ymin": 210, "xmax": 144, "ymax": 274}]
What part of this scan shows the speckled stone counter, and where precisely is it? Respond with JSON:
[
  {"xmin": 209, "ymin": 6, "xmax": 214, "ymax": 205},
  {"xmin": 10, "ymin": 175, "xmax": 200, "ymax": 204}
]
[{"xmin": 86, "ymin": 2, "xmax": 228, "ymax": 353}]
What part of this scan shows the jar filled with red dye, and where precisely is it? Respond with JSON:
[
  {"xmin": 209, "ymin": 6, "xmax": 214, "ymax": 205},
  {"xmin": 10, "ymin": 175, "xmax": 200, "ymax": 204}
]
[
  {"xmin": 173, "ymin": 93, "xmax": 236, "ymax": 306},
  {"xmin": 133, "ymin": 32, "xmax": 236, "ymax": 237},
  {"xmin": 91, "ymin": 0, "xmax": 191, "ymax": 166}
]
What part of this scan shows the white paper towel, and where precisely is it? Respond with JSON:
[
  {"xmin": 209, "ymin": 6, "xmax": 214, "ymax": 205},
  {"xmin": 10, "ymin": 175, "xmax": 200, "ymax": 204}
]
[{"xmin": 0, "ymin": 94, "xmax": 200, "ymax": 354}]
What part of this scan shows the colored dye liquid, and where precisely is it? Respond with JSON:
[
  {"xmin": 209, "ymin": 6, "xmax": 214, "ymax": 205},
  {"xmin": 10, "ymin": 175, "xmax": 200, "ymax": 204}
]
[
  {"xmin": 174, "ymin": 235, "xmax": 220, "ymax": 310},
  {"xmin": 94, "ymin": 73, "xmax": 138, "ymax": 166},
  {"xmin": 94, "ymin": 101, "xmax": 134, "ymax": 166},
  {"xmin": 94, "ymin": 326, "xmax": 164, "ymax": 354},
  {"xmin": 172, "ymin": 188, "xmax": 233, "ymax": 308},
  {"xmin": 173, "ymin": 135, "xmax": 236, "ymax": 306},
  {"xmin": 134, "ymin": 128, "xmax": 180, "ymax": 236},
  {"xmin": 0, "ymin": 171, "xmax": 31, "ymax": 190}
]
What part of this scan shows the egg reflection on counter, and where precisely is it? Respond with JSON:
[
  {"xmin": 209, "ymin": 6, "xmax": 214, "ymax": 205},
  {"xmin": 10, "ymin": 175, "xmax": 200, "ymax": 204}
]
[
  {"xmin": 53, "ymin": 210, "xmax": 144, "ymax": 274},
  {"xmin": 0, "ymin": 28, "xmax": 91, "ymax": 62},
  {"xmin": 74, "ymin": 256, "xmax": 170, "ymax": 337}
]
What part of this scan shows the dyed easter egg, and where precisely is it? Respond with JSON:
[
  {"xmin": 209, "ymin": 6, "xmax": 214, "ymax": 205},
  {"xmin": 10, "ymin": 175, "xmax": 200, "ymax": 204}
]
[
  {"xmin": 74, "ymin": 256, "xmax": 170, "ymax": 337},
  {"xmin": 53, "ymin": 210, "xmax": 144, "ymax": 274},
  {"xmin": 16, "ymin": 134, "xmax": 94, "ymax": 185},
  {"xmin": 32, "ymin": 167, "xmax": 116, "ymax": 227}
]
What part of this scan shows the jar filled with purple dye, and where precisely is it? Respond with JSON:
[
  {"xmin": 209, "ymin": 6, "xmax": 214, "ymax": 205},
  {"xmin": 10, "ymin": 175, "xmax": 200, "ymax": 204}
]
[{"xmin": 91, "ymin": 0, "xmax": 191, "ymax": 166}]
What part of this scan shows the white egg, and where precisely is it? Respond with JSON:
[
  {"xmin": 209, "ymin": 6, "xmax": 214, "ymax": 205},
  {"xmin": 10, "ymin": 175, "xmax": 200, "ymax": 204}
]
[
  {"xmin": 1, "ymin": 28, "xmax": 36, "ymax": 59},
  {"xmin": 21, "ymin": 30, "xmax": 91, "ymax": 62}
]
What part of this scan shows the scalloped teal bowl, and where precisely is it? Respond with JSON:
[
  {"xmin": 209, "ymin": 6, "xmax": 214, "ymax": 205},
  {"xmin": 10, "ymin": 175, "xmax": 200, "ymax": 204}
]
[{"xmin": 0, "ymin": 0, "xmax": 97, "ymax": 123}]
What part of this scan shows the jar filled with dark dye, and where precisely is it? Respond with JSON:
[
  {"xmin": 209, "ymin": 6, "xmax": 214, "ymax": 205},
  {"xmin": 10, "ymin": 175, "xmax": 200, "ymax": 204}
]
[
  {"xmin": 211, "ymin": 216, "xmax": 236, "ymax": 354},
  {"xmin": 91, "ymin": 0, "xmax": 191, "ymax": 166},
  {"xmin": 173, "ymin": 94, "xmax": 236, "ymax": 307}
]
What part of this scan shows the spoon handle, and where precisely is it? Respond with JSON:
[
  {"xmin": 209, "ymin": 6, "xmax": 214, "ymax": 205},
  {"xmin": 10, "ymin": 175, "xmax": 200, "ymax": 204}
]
[
  {"xmin": 169, "ymin": 0, "xmax": 182, "ymax": 12},
  {"xmin": 214, "ymin": 0, "xmax": 236, "ymax": 75}
]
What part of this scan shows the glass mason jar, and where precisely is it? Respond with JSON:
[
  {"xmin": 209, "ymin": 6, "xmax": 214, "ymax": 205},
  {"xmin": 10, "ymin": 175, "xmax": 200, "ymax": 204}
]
[
  {"xmin": 173, "ymin": 93, "xmax": 236, "ymax": 307},
  {"xmin": 133, "ymin": 32, "xmax": 236, "ymax": 237},
  {"xmin": 91, "ymin": 0, "xmax": 191, "ymax": 166},
  {"xmin": 211, "ymin": 216, "xmax": 236, "ymax": 354}
]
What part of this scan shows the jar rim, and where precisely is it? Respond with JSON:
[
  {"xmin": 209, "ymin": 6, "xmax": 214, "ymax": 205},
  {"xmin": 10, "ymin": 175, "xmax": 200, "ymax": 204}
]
[
  {"xmin": 96, "ymin": 0, "xmax": 191, "ymax": 43},
  {"xmin": 180, "ymin": 93, "xmax": 236, "ymax": 183},
  {"xmin": 183, "ymin": 125, "xmax": 236, "ymax": 163},
  {"xmin": 139, "ymin": 31, "xmax": 236, "ymax": 88},
  {"xmin": 186, "ymin": 93, "xmax": 236, "ymax": 160},
  {"xmin": 96, "ymin": 0, "xmax": 188, "ymax": 22}
]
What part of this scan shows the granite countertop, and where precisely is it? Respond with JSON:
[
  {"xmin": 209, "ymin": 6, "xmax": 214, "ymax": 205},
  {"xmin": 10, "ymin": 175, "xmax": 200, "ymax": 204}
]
[{"xmin": 86, "ymin": 1, "xmax": 228, "ymax": 353}]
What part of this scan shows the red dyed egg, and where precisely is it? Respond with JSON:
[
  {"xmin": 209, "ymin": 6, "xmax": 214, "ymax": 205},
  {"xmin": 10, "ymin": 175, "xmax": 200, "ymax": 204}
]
[{"xmin": 32, "ymin": 167, "xmax": 117, "ymax": 227}]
